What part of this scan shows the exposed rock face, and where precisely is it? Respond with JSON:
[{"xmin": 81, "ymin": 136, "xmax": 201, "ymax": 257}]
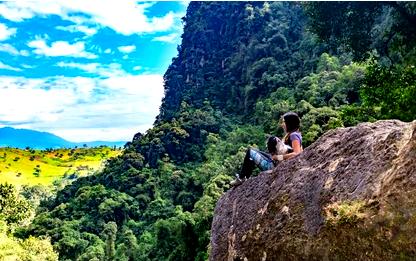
[{"xmin": 210, "ymin": 120, "xmax": 416, "ymax": 261}]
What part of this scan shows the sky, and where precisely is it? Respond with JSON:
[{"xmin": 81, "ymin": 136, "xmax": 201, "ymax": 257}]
[{"xmin": 0, "ymin": 1, "xmax": 188, "ymax": 142}]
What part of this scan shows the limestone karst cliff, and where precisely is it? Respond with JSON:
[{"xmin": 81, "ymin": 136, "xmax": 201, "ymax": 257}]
[{"xmin": 210, "ymin": 120, "xmax": 416, "ymax": 261}]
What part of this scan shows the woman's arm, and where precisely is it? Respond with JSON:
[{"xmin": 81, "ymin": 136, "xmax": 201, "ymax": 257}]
[
  {"xmin": 271, "ymin": 139, "xmax": 302, "ymax": 161},
  {"xmin": 283, "ymin": 139, "xmax": 302, "ymax": 160}
]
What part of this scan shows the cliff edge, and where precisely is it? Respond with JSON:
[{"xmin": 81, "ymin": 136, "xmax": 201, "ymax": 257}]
[{"xmin": 210, "ymin": 120, "xmax": 416, "ymax": 261}]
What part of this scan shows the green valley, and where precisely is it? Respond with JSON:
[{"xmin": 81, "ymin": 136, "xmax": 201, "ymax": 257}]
[{"xmin": 0, "ymin": 147, "xmax": 122, "ymax": 187}]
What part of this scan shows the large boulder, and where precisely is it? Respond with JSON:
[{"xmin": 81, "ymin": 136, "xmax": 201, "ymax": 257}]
[{"xmin": 210, "ymin": 120, "xmax": 416, "ymax": 261}]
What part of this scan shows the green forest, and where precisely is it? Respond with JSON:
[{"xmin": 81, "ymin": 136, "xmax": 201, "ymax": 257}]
[{"xmin": 1, "ymin": 2, "xmax": 415, "ymax": 260}]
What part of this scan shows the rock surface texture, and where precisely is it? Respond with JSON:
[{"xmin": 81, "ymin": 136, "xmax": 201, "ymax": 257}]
[{"xmin": 210, "ymin": 120, "xmax": 416, "ymax": 261}]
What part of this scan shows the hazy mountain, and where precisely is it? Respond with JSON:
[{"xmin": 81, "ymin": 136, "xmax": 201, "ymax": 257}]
[{"xmin": 0, "ymin": 127, "xmax": 126, "ymax": 149}]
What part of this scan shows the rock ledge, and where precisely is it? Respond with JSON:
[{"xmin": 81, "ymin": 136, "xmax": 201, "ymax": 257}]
[{"xmin": 210, "ymin": 120, "xmax": 416, "ymax": 261}]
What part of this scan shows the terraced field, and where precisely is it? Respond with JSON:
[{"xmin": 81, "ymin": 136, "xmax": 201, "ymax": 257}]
[{"xmin": 0, "ymin": 146, "xmax": 122, "ymax": 187}]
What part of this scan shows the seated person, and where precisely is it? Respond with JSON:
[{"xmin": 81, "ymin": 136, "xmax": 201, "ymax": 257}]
[{"xmin": 231, "ymin": 112, "xmax": 303, "ymax": 186}]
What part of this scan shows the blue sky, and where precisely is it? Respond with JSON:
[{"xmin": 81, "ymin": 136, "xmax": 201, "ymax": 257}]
[{"xmin": 0, "ymin": 1, "xmax": 188, "ymax": 142}]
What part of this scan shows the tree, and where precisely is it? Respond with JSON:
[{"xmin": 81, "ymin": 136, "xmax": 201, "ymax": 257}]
[
  {"xmin": 115, "ymin": 228, "xmax": 139, "ymax": 261},
  {"xmin": 304, "ymin": 2, "xmax": 416, "ymax": 64},
  {"xmin": 0, "ymin": 223, "xmax": 58, "ymax": 261},
  {"xmin": 0, "ymin": 183, "xmax": 32, "ymax": 228},
  {"xmin": 303, "ymin": 2, "xmax": 384, "ymax": 60},
  {"xmin": 103, "ymin": 221, "xmax": 117, "ymax": 261},
  {"xmin": 361, "ymin": 62, "xmax": 416, "ymax": 121}
]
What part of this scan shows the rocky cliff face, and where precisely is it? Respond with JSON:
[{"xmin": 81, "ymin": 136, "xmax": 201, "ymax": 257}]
[{"xmin": 210, "ymin": 120, "xmax": 416, "ymax": 261}]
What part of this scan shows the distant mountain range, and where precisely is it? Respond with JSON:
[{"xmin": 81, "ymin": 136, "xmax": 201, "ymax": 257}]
[{"xmin": 0, "ymin": 127, "xmax": 127, "ymax": 149}]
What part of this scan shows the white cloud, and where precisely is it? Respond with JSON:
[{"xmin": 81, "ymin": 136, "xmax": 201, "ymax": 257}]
[
  {"xmin": 152, "ymin": 33, "xmax": 180, "ymax": 44},
  {"xmin": 118, "ymin": 45, "xmax": 136, "ymax": 53},
  {"xmin": 103, "ymin": 48, "xmax": 112, "ymax": 54},
  {"xmin": 0, "ymin": 23, "xmax": 16, "ymax": 41},
  {"xmin": 0, "ymin": 4, "xmax": 33, "ymax": 22},
  {"xmin": 0, "ymin": 74, "xmax": 164, "ymax": 142},
  {"xmin": 102, "ymin": 74, "xmax": 163, "ymax": 96},
  {"xmin": 0, "ymin": 43, "xmax": 18, "ymax": 54},
  {"xmin": 0, "ymin": 43, "xmax": 29, "ymax": 56},
  {"xmin": 0, "ymin": 62, "xmax": 21, "ymax": 71},
  {"xmin": 21, "ymin": 64, "xmax": 34, "ymax": 69},
  {"xmin": 57, "ymin": 61, "xmax": 128, "ymax": 78},
  {"xmin": 56, "ymin": 24, "xmax": 98, "ymax": 36},
  {"xmin": 0, "ymin": 1, "xmax": 184, "ymax": 35},
  {"xmin": 0, "ymin": 77, "xmax": 74, "ymax": 123},
  {"xmin": 20, "ymin": 50, "xmax": 29, "ymax": 56},
  {"xmin": 57, "ymin": 61, "xmax": 100, "ymax": 73},
  {"xmin": 133, "ymin": 66, "xmax": 142, "ymax": 71},
  {"xmin": 28, "ymin": 39, "xmax": 97, "ymax": 59}
]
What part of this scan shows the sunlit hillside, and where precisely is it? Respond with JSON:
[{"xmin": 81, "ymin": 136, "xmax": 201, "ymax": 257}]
[{"xmin": 0, "ymin": 147, "xmax": 122, "ymax": 187}]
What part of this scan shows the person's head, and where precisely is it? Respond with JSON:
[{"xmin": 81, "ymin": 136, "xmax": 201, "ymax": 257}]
[{"xmin": 281, "ymin": 112, "xmax": 300, "ymax": 133}]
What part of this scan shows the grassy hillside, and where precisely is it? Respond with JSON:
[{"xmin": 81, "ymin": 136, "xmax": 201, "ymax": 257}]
[{"xmin": 0, "ymin": 147, "xmax": 121, "ymax": 187}]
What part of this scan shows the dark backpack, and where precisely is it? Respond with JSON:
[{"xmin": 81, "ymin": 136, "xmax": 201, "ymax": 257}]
[
  {"xmin": 267, "ymin": 136, "xmax": 278, "ymax": 154},
  {"xmin": 267, "ymin": 135, "xmax": 293, "ymax": 155}
]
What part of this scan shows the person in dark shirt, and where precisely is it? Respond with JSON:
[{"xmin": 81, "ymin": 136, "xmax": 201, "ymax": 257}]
[{"xmin": 231, "ymin": 111, "xmax": 303, "ymax": 186}]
